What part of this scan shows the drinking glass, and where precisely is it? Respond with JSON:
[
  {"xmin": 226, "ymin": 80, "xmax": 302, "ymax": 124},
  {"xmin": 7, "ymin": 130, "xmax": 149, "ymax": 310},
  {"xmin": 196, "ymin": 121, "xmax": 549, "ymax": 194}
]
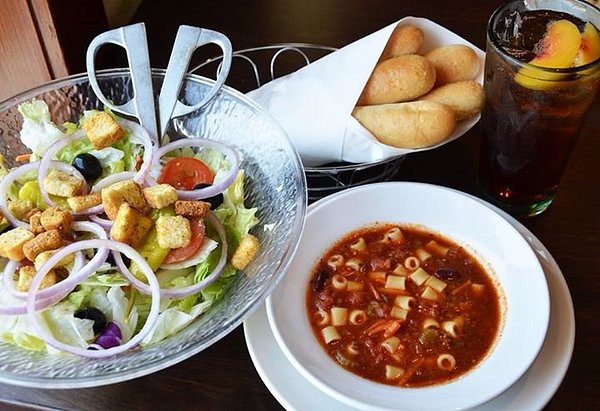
[{"xmin": 477, "ymin": 0, "xmax": 600, "ymax": 217}]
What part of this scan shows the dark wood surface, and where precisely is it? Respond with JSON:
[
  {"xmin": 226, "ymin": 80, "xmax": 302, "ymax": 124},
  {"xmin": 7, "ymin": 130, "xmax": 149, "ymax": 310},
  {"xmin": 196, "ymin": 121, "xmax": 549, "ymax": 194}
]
[
  {"xmin": 0, "ymin": 0, "xmax": 109, "ymax": 101},
  {"xmin": 1, "ymin": 0, "xmax": 598, "ymax": 409}
]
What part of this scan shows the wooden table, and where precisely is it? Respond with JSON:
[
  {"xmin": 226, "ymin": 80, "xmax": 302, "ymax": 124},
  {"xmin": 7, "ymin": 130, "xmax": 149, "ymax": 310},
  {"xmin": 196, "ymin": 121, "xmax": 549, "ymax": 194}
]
[{"xmin": 0, "ymin": 0, "xmax": 597, "ymax": 409}]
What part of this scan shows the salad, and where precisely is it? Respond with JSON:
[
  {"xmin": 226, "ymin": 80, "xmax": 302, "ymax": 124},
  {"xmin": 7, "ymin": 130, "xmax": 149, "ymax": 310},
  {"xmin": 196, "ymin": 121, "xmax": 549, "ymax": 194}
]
[{"xmin": 0, "ymin": 99, "xmax": 260, "ymax": 357}]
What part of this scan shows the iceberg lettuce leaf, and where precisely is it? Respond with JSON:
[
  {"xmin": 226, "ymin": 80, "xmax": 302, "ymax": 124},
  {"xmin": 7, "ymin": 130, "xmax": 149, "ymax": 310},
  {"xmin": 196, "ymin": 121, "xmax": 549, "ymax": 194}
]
[
  {"xmin": 140, "ymin": 308, "xmax": 193, "ymax": 345},
  {"xmin": 194, "ymin": 148, "xmax": 230, "ymax": 176},
  {"xmin": 0, "ymin": 311, "xmax": 46, "ymax": 351},
  {"xmin": 55, "ymin": 137, "xmax": 93, "ymax": 164},
  {"xmin": 107, "ymin": 287, "xmax": 137, "ymax": 342},
  {"xmin": 41, "ymin": 301, "xmax": 95, "ymax": 348},
  {"xmin": 213, "ymin": 170, "xmax": 258, "ymax": 249},
  {"xmin": 140, "ymin": 297, "xmax": 213, "ymax": 345},
  {"xmin": 80, "ymin": 272, "xmax": 131, "ymax": 287},
  {"xmin": 0, "ymin": 289, "xmax": 43, "ymax": 350},
  {"xmin": 17, "ymin": 100, "xmax": 66, "ymax": 156},
  {"xmin": 68, "ymin": 285, "xmax": 93, "ymax": 309}
]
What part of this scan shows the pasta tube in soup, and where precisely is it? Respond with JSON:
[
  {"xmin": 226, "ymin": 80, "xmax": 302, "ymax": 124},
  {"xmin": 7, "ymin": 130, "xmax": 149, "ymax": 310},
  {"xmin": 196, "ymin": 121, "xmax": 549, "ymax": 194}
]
[{"xmin": 306, "ymin": 224, "xmax": 502, "ymax": 387}]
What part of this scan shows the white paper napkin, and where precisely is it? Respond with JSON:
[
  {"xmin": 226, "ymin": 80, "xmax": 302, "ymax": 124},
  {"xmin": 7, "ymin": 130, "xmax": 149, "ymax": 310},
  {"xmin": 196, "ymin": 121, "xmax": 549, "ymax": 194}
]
[{"xmin": 247, "ymin": 17, "xmax": 485, "ymax": 167}]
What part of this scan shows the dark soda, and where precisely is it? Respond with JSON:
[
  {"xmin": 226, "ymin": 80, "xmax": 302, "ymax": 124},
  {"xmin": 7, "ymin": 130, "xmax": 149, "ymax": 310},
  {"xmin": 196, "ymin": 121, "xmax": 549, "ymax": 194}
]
[{"xmin": 478, "ymin": 4, "xmax": 600, "ymax": 216}]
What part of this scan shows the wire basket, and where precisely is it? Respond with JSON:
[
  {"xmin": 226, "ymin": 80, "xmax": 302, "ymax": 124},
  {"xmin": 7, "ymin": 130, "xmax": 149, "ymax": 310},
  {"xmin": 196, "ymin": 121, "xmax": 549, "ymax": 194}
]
[{"xmin": 190, "ymin": 43, "xmax": 404, "ymax": 202}]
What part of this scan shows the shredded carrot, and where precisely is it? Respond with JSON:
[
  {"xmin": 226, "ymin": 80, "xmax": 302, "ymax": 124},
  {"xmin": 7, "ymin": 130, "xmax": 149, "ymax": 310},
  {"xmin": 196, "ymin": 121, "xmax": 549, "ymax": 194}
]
[
  {"xmin": 15, "ymin": 153, "xmax": 31, "ymax": 162},
  {"xmin": 367, "ymin": 323, "xmax": 390, "ymax": 336},
  {"xmin": 367, "ymin": 319, "xmax": 398, "ymax": 336},
  {"xmin": 383, "ymin": 320, "xmax": 402, "ymax": 338},
  {"xmin": 451, "ymin": 279, "xmax": 472, "ymax": 295},
  {"xmin": 398, "ymin": 357, "xmax": 424, "ymax": 386},
  {"xmin": 364, "ymin": 319, "xmax": 387, "ymax": 335},
  {"xmin": 367, "ymin": 272, "xmax": 386, "ymax": 285},
  {"xmin": 367, "ymin": 281, "xmax": 381, "ymax": 301},
  {"xmin": 135, "ymin": 155, "xmax": 143, "ymax": 171}
]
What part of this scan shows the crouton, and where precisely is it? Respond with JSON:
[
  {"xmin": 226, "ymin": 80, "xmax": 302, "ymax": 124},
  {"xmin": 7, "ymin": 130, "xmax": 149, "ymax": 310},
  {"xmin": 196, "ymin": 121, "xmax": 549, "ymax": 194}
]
[
  {"xmin": 43, "ymin": 170, "xmax": 84, "ymax": 197},
  {"xmin": 17, "ymin": 265, "xmax": 57, "ymax": 292},
  {"xmin": 155, "ymin": 215, "xmax": 191, "ymax": 249},
  {"xmin": 66, "ymin": 193, "xmax": 102, "ymax": 212},
  {"xmin": 0, "ymin": 227, "xmax": 35, "ymax": 260},
  {"xmin": 101, "ymin": 180, "xmax": 147, "ymax": 220},
  {"xmin": 7, "ymin": 200, "xmax": 34, "ymax": 220},
  {"xmin": 34, "ymin": 249, "xmax": 75, "ymax": 270},
  {"xmin": 111, "ymin": 203, "xmax": 153, "ymax": 247},
  {"xmin": 40, "ymin": 207, "xmax": 72, "ymax": 234},
  {"xmin": 22, "ymin": 229, "xmax": 64, "ymax": 262},
  {"xmin": 29, "ymin": 211, "xmax": 45, "ymax": 234},
  {"xmin": 231, "ymin": 233, "xmax": 260, "ymax": 270},
  {"xmin": 174, "ymin": 200, "xmax": 211, "ymax": 218},
  {"xmin": 142, "ymin": 184, "xmax": 178, "ymax": 209},
  {"xmin": 82, "ymin": 111, "xmax": 125, "ymax": 149}
]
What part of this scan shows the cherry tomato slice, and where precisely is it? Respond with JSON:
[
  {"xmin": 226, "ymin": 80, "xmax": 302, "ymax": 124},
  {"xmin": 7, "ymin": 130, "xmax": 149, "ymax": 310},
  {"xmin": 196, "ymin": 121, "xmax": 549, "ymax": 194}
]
[
  {"xmin": 157, "ymin": 157, "xmax": 214, "ymax": 190},
  {"xmin": 163, "ymin": 218, "xmax": 206, "ymax": 264}
]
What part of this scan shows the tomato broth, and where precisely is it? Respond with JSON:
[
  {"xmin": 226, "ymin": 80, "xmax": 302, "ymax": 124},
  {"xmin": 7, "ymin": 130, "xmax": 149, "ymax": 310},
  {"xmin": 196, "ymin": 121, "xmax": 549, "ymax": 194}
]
[{"xmin": 306, "ymin": 224, "xmax": 502, "ymax": 387}]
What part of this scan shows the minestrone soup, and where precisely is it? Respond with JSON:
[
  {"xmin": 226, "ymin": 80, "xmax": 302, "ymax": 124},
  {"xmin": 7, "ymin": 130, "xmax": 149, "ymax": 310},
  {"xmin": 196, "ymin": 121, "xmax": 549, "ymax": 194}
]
[{"xmin": 306, "ymin": 224, "xmax": 503, "ymax": 387}]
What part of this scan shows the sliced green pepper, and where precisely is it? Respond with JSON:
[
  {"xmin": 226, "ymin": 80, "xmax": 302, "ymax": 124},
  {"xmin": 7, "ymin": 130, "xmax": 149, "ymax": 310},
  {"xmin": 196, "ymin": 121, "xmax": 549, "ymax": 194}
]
[
  {"xmin": 18, "ymin": 181, "xmax": 48, "ymax": 210},
  {"xmin": 18, "ymin": 180, "xmax": 69, "ymax": 210},
  {"xmin": 0, "ymin": 217, "xmax": 10, "ymax": 233},
  {"xmin": 130, "ymin": 205, "xmax": 174, "ymax": 279}
]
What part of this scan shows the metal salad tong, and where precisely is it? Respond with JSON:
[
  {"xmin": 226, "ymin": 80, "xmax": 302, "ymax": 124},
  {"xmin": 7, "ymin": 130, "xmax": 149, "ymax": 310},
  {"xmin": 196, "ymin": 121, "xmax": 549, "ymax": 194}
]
[{"xmin": 86, "ymin": 23, "xmax": 233, "ymax": 146}]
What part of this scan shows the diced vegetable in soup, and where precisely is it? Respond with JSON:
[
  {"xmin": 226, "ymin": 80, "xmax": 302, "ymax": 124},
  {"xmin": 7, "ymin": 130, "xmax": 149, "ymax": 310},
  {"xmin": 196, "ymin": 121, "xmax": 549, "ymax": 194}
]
[{"xmin": 306, "ymin": 224, "xmax": 502, "ymax": 387}]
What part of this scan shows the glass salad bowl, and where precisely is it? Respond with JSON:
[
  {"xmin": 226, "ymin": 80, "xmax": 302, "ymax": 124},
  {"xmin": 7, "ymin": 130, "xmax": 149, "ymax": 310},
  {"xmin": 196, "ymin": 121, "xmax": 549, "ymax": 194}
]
[{"xmin": 0, "ymin": 69, "xmax": 307, "ymax": 388}]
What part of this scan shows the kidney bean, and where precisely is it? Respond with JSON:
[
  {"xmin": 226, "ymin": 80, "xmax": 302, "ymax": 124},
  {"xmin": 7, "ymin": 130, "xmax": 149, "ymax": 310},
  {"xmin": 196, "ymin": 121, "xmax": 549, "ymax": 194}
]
[
  {"xmin": 434, "ymin": 268, "xmax": 460, "ymax": 280},
  {"xmin": 312, "ymin": 270, "xmax": 329, "ymax": 292}
]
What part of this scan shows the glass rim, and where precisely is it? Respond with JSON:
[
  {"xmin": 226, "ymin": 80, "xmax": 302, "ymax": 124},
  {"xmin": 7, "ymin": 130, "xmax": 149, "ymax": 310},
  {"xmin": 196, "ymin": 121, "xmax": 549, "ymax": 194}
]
[{"xmin": 487, "ymin": 0, "xmax": 600, "ymax": 73}]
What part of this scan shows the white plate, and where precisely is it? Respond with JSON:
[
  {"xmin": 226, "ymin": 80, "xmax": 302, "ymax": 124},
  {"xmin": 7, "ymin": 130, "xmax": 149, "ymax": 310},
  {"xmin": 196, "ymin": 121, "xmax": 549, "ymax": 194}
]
[
  {"xmin": 264, "ymin": 182, "xmax": 549, "ymax": 411},
  {"xmin": 243, "ymin": 186, "xmax": 575, "ymax": 411}
]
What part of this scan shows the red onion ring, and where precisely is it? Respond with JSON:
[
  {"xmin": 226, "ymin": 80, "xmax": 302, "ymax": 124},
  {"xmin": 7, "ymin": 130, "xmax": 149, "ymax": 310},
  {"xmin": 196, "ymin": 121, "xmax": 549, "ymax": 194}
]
[
  {"xmin": 26, "ymin": 239, "xmax": 161, "ymax": 357},
  {"xmin": 83, "ymin": 204, "xmax": 104, "ymax": 215},
  {"xmin": 0, "ymin": 286, "xmax": 68, "ymax": 315},
  {"xmin": 0, "ymin": 161, "xmax": 40, "ymax": 228},
  {"xmin": 86, "ymin": 170, "xmax": 138, "ymax": 219},
  {"xmin": 117, "ymin": 118, "xmax": 155, "ymax": 183},
  {"xmin": 39, "ymin": 161, "xmax": 89, "ymax": 209},
  {"xmin": 89, "ymin": 214, "xmax": 113, "ymax": 230},
  {"xmin": 0, "ymin": 221, "xmax": 107, "ymax": 306},
  {"xmin": 112, "ymin": 212, "xmax": 227, "ymax": 298},
  {"xmin": 0, "ymin": 160, "xmax": 83, "ymax": 228},
  {"xmin": 146, "ymin": 139, "xmax": 239, "ymax": 200},
  {"xmin": 73, "ymin": 221, "xmax": 109, "ymax": 240},
  {"xmin": 0, "ymin": 259, "xmax": 74, "ymax": 315},
  {"xmin": 2, "ymin": 260, "xmax": 20, "ymax": 294},
  {"xmin": 36, "ymin": 117, "xmax": 154, "ymax": 213},
  {"xmin": 90, "ymin": 171, "xmax": 137, "ymax": 193},
  {"xmin": 3, "ymin": 251, "xmax": 86, "ymax": 300},
  {"xmin": 38, "ymin": 131, "xmax": 90, "ymax": 209}
]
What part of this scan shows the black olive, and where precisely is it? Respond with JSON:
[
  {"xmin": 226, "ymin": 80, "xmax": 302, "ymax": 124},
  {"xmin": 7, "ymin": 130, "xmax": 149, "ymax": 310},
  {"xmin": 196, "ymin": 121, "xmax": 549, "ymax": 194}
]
[
  {"xmin": 312, "ymin": 270, "xmax": 329, "ymax": 292},
  {"xmin": 72, "ymin": 153, "xmax": 102, "ymax": 181},
  {"xmin": 434, "ymin": 268, "xmax": 460, "ymax": 280},
  {"xmin": 74, "ymin": 307, "xmax": 107, "ymax": 334},
  {"xmin": 106, "ymin": 252, "xmax": 116, "ymax": 266},
  {"xmin": 107, "ymin": 251, "xmax": 131, "ymax": 267},
  {"xmin": 193, "ymin": 183, "xmax": 224, "ymax": 208}
]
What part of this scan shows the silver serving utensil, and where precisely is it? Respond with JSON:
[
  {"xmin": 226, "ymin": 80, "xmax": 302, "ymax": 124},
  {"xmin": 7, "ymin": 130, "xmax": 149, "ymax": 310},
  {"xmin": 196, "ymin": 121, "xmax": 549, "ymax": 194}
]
[{"xmin": 86, "ymin": 23, "xmax": 233, "ymax": 146}]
